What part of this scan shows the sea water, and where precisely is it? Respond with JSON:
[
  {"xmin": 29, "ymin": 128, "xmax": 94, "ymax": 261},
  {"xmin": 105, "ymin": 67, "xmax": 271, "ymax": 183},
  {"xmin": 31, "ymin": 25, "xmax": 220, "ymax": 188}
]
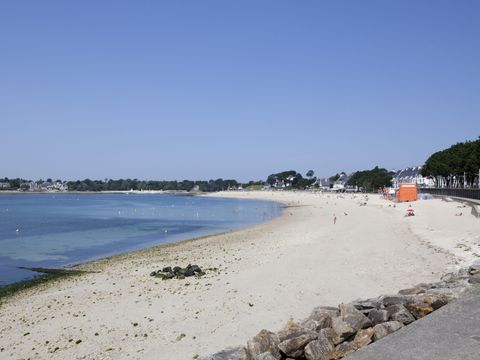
[{"xmin": 0, "ymin": 193, "xmax": 282, "ymax": 285}]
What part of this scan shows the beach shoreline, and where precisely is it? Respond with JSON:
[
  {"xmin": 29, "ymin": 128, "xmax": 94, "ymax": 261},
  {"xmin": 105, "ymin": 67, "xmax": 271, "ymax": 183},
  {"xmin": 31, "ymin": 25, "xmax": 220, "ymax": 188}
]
[{"xmin": 1, "ymin": 191, "xmax": 479, "ymax": 359}]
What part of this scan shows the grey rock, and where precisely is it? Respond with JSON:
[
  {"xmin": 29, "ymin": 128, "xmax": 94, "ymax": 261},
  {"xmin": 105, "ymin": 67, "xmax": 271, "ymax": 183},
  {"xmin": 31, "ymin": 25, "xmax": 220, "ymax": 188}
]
[
  {"xmin": 339, "ymin": 303, "xmax": 372, "ymax": 331},
  {"xmin": 246, "ymin": 330, "xmax": 281, "ymax": 360},
  {"xmin": 199, "ymin": 346, "xmax": 247, "ymax": 360},
  {"xmin": 304, "ymin": 329, "xmax": 336, "ymax": 360},
  {"xmin": 368, "ymin": 309, "xmax": 389, "ymax": 325},
  {"xmin": 382, "ymin": 295, "xmax": 409, "ymax": 307},
  {"xmin": 278, "ymin": 332, "xmax": 318, "ymax": 358},
  {"xmin": 334, "ymin": 328, "xmax": 374, "ymax": 358},
  {"xmin": 373, "ymin": 321, "xmax": 404, "ymax": 341},
  {"xmin": 398, "ymin": 287, "xmax": 426, "ymax": 296},
  {"xmin": 254, "ymin": 352, "xmax": 277, "ymax": 360},
  {"xmin": 351, "ymin": 298, "xmax": 382, "ymax": 312},
  {"xmin": 331, "ymin": 316, "xmax": 356, "ymax": 343},
  {"xmin": 302, "ymin": 319, "xmax": 323, "ymax": 332},
  {"xmin": 468, "ymin": 274, "xmax": 480, "ymax": 285},
  {"xmin": 468, "ymin": 260, "xmax": 480, "ymax": 275},
  {"xmin": 277, "ymin": 322, "xmax": 312, "ymax": 342},
  {"xmin": 305, "ymin": 306, "xmax": 338, "ymax": 328},
  {"xmin": 386, "ymin": 304, "xmax": 415, "ymax": 325},
  {"xmin": 321, "ymin": 327, "xmax": 343, "ymax": 345}
]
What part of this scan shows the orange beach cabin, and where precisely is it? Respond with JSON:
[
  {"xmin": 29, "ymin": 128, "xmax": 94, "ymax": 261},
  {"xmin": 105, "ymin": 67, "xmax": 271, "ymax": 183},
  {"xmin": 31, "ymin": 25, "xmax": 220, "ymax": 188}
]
[{"xmin": 397, "ymin": 184, "xmax": 418, "ymax": 202}]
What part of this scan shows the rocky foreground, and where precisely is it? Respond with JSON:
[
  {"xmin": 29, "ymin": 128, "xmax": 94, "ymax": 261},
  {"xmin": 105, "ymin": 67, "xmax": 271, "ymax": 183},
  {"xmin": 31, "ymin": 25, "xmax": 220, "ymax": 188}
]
[{"xmin": 201, "ymin": 261, "xmax": 480, "ymax": 360}]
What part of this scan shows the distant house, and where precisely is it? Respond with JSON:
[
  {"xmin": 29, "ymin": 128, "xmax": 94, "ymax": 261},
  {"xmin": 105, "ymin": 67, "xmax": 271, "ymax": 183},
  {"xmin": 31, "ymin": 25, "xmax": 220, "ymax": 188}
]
[
  {"xmin": 315, "ymin": 173, "xmax": 358, "ymax": 192},
  {"xmin": 392, "ymin": 166, "xmax": 434, "ymax": 189},
  {"xmin": 0, "ymin": 182, "xmax": 10, "ymax": 189},
  {"xmin": 315, "ymin": 178, "xmax": 332, "ymax": 190},
  {"xmin": 333, "ymin": 173, "xmax": 352, "ymax": 191},
  {"xmin": 270, "ymin": 176, "xmax": 296, "ymax": 189}
]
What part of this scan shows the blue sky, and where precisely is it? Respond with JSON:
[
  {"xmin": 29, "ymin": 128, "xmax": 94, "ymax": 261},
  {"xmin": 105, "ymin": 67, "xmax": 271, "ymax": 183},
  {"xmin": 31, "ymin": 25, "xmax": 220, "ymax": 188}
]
[{"xmin": 1, "ymin": 1, "xmax": 479, "ymax": 181}]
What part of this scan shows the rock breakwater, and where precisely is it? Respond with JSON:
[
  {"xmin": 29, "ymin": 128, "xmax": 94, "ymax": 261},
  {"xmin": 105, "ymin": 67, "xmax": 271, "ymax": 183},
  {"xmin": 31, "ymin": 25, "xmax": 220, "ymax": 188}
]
[{"xmin": 200, "ymin": 262, "xmax": 480, "ymax": 360}]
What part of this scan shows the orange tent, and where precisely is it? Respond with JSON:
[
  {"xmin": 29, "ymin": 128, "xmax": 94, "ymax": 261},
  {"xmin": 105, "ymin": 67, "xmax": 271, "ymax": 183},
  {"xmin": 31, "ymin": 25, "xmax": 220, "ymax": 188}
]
[{"xmin": 397, "ymin": 184, "xmax": 417, "ymax": 202}]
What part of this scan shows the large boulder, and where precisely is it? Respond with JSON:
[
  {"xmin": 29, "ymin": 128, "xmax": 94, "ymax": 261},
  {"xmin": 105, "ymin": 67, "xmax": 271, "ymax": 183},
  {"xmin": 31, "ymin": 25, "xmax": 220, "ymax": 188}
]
[
  {"xmin": 367, "ymin": 309, "xmax": 389, "ymax": 325},
  {"xmin": 419, "ymin": 293, "xmax": 450, "ymax": 310},
  {"xmin": 199, "ymin": 346, "xmax": 247, "ymax": 360},
  {"xmin": 333, "ymin": 328, "xmax": 374, "ymax": 358},
  {"xmin": 254, "ymin": 353, "xmax": 277, "ymax": 360},
  {"xmin": 468, "ymin": 274, "xmax": 480, "ymax": 285},
  {"xmin": 382, "ymin": 295, "xmax": 409, "ymax": 307},
  {"xmin": 246, "ymin": 330, "xmax": 281, "ymax": 360},
  {"xmin": 278, "ymin": 332, "xmax": 318, "ymax": 358},
  {"xmin": 331, "ymin": 317, "xmax": 356, "ymax": 343},
  {"xmin": 304, "ymin": 329, "xmax": 336, "ymax": 360},
  {"xmin": 404, "ymin": 302, "xmax": 434, "ymax": 319},
  {"xmin": 468, "ymin": 260, "xmax": 480, "ymax": 275},
  {"xmin": 339, "ymin": 303, "xmax": 372, "ymax": 331},
  {"xmin": 303, "ymin": 307, "xmax": 338, "ymax": 328},
  {"xmin": 277, "ymin": 321, "xmax": 312, "ymax": 342},
  {"xmin": 386, "ymin": 304, "xmax": 415, "ymax": 325},
  {"xmin": 373, "ymin": 321, "xmax": 404, "ymax": 341}
]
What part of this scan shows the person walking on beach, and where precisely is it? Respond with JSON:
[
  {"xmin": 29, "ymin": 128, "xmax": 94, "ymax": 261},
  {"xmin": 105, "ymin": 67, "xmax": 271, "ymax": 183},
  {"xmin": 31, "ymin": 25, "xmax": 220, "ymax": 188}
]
[{"xmin": 333, "ymin": 214, "xmax": 337, "ymax": 225}]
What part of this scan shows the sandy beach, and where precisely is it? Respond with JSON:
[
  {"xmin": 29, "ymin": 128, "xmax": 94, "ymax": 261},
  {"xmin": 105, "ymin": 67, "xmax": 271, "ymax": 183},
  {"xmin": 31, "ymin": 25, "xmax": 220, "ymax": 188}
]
[{"xmin": 1, "ymin": 191, "xmax": 479, "ymax": 360}]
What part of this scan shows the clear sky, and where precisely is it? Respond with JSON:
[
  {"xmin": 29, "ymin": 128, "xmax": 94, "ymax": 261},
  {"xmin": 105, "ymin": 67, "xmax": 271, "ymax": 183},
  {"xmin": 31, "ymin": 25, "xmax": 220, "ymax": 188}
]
[{"xmin": 1, "ymin": 1, "xmax": 479, "ymax": 182}]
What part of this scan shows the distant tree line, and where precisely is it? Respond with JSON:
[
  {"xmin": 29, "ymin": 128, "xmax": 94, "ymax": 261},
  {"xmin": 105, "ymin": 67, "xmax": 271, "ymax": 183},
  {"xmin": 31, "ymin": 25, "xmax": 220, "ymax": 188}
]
[
  {"xmin": 0, "ymin": 177, "xmax": 243, "ymax": 192},
  {"xmin": 65, "ymin": 178, "xmax": 240, "ymax": 192}
]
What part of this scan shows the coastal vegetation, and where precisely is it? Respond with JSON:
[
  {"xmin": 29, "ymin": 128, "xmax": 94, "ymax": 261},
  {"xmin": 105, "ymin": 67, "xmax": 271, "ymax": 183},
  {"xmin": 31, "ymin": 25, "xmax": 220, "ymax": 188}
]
[
  {"xmin": 346, "ymin": 167, "xmax": 393, "ymax": 192},
  {"xmin": 422, "ymin": 139, "xmax": 480, "ymax": 187},
  {"xmin": 266, "ymin": 170, "xmax": 316, "ymax": 189},
  {"xmin": 66, "ymin": 178, "xmax": 243, "ymax": 192},
  {"xmin": 0, "ymin": 273, "xmax": 76, "ymax": 302}
]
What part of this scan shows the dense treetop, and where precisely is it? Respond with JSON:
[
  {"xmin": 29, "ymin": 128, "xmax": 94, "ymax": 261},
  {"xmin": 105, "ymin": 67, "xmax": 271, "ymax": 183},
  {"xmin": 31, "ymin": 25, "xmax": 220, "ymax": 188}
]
[
  {"xmin": 346, "ymin": 166, "xmax": 393, "ymax": 192},
  {"xmin": 266, "ymin": 170, "xmax": 316, "ymax": 189},
  {"xmin": 421, "ymin": 139, "xmax": 480, "ymax": 179}
]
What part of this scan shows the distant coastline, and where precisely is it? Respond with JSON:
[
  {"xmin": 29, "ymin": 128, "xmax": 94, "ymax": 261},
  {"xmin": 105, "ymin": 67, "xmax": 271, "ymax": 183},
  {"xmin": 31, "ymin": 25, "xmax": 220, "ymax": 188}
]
[{"xmin": 0, "ymin": 190, "xmax": 201, "ymax": 195}]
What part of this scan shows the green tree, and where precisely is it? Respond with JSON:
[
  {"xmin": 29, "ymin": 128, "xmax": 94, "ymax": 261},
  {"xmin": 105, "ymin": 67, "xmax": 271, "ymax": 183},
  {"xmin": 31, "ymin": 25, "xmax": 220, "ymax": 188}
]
[
  {"xmin": 347, "ymin": 166, "xmax": 393, "ymax": 192},
  {"xmin": 422, "ymin": 139, "xmax": 480, "ymax": 186}
]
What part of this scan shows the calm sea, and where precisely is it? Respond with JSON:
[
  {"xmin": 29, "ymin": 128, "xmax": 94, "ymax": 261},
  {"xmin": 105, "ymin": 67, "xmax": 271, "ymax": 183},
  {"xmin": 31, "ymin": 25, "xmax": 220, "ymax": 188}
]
[{"xmin": 0, "ymin": 193, "xmax": 282, "ymax": 285}]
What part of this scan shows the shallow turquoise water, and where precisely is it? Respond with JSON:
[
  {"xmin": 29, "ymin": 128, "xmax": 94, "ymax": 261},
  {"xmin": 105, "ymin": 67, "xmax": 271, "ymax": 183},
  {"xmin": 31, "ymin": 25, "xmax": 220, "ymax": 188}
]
[{"xmin": 0, "ymin": 193, "xmax": 282, "ymax": 285}]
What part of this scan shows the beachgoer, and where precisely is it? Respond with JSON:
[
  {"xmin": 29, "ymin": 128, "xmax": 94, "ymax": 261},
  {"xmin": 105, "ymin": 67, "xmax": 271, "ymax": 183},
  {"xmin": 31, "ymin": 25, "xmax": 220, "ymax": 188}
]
[{"xmin": 333, "ymin": 214, "xmax": 337, "ymax": 224}]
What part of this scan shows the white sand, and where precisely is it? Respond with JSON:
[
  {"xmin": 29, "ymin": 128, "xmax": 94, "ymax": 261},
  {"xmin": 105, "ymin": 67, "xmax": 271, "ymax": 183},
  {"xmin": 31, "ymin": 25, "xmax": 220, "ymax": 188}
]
[{"xmin": 0, "ymin": 191, "xmax": 478, "ymax": 360}]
